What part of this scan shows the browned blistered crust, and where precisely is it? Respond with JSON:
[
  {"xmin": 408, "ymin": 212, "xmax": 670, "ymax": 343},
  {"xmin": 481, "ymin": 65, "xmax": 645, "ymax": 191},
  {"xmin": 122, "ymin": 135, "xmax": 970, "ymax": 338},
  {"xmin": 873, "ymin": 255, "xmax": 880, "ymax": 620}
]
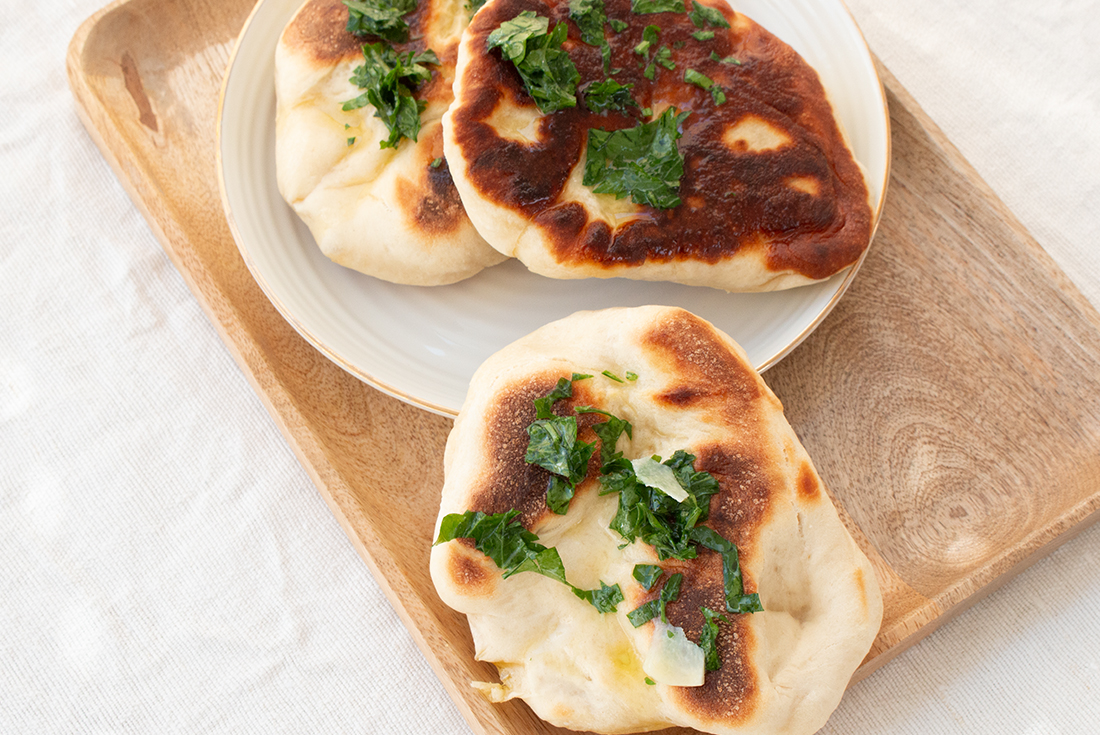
[
  {"xmin": 283, "ymin": 0, "xmax": 469, "ymax": 235},
  {"xmin": 451, "ymin": 0, "xmax": 873, "ymax": 279}
]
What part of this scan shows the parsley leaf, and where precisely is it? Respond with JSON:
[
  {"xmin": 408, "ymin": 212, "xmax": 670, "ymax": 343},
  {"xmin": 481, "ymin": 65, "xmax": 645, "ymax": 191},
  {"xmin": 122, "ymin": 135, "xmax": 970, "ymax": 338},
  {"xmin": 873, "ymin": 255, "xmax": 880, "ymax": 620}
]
[
  {"xmin": 583, "ymin": 107, "xmax": 690, "ymax": 210},
  {"xmin": 609, "ymin": 18, "xmax": 629, "ymax": 32},
  {"xmin": 569, "ymin": 0, "xmax": 608, "ymax": 46},
  {"xmin": 627, "ymin": 572, "xmax": 683, "ymax": 627},
  {"xmin": 631, "ymin": 0, "xmax": 684, "ymax": 14},
  {"xmin": 699, "ymin": 607, "xmax": 729, "ymax": 670},
  {"xmin": 633, "ymin": 563, "xmax": 664, "ymax": 590},
  {"xmin": 690, "ymin": 526, "xmax": 763, "ymax": 613},
  {"xmin": 584, "ymin": 78, "xmax": 639, "ymax": 114},
  {"xmin": 709, "ymin": 50, "xmax": 742, "ymax": 65},
  {"xmin": 573, "ymin": 581, "xmax": 625, "ymax": 612},
  {"xmin": 688, "ymin": 0, "xmax": 730, "ymax": 29},
  {"xmin": 684, "ymin": 68, "xmax": 726, "ymax": 104},
  {"xmin": 526, "ymin": 415, "xmax": 596, "ymax": 486},
  {"xmin": 437, "ymin": 510, "xmax": 624, "ymax": 614},
  {"xmin": 435, "ymin": 509, "xmax": 569, "ymax": 584},
  {"xmin": 488, "ymin": 12, "xmax": 581, "ymax": 114},
  {"xmin": 465, "ymin": 0, "xmax": 487, "ymax": 14},
  {"xmin": 343, "ymin": 0, "xmax": 416, "ymax": 43},
  {"xmin": 654, "ymin": 45, "xmax": 675, "ymax": 70},
  {"xmin": 528, "ymin": 374, "xmax": 595, "ymax": 514},
  {"xmin": 691, "ymin": 30, "xmax": 714, "ymax": 41},
  {"xmin": 343, "ymin": 44, "xmax": 438, "ymax": 149},
  {"xmin": 633, "ymin": 24, "xmax": 660, "ymax": 58},
  {"xmin": 534, "ymin": 374, "xmax": 588, "ymax": 418}
]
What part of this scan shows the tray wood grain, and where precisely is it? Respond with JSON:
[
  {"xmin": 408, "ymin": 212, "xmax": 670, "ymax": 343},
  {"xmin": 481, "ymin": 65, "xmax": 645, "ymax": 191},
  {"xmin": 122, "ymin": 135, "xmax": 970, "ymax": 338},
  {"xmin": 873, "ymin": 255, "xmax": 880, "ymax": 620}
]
[{"xmin": 68, "ymin": 0, "xmax": 1100, "ymax": 732}]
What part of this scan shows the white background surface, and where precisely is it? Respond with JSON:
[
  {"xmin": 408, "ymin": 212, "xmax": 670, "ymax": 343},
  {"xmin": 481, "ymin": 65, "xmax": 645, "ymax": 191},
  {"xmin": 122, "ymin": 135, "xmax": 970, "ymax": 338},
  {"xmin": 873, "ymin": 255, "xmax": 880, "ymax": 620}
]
[{"xmin": 2, "ymin": 0, "xmax": 1099, "ymax": 733}]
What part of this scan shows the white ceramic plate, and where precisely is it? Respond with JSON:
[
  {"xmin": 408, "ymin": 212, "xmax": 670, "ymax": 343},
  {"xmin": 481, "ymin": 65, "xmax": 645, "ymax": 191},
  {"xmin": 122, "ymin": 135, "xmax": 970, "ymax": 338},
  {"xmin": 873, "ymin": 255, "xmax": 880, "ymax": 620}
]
[{"xmin": 218, "ymin": 0, "xmax": 889, "ymax": 417}]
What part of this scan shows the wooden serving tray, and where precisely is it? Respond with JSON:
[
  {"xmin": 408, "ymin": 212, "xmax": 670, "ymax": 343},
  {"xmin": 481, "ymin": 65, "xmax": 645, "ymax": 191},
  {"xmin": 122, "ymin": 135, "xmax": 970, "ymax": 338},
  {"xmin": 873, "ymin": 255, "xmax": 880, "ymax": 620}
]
[{"xmin": 68, "ymin": 0, "xmax": 1100, "ymax": 732}]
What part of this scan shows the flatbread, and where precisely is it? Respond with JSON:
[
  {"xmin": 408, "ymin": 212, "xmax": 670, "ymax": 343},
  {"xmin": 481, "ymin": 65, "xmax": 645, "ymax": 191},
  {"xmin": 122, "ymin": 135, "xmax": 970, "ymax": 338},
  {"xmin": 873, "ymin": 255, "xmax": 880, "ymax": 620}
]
[
  {"xmin": 443, "ymin": 0, "xmax": 874, "ymax": 291},
  {"xmin": 275, "ymin": 0, "xmax": 507, "ymax": 285},
  {"xmin": 430, "ymin": 305, "xmax": 882, "ymax": 735}
]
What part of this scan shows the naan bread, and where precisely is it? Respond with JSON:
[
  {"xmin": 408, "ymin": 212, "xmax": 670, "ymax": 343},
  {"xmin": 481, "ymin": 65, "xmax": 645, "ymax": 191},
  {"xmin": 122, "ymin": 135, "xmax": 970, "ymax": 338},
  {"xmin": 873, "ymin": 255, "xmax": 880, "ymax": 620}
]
[
  {"xmin": 443, "ymin": 0, "xmax": 874, "ymax": 292},
  {"xmin": 275, "ymin": 0, "xmax": 506, "ymax": 285},
  {"xmin": 430, "ymin": 305, "xmax": 882, "ymax": 735}
]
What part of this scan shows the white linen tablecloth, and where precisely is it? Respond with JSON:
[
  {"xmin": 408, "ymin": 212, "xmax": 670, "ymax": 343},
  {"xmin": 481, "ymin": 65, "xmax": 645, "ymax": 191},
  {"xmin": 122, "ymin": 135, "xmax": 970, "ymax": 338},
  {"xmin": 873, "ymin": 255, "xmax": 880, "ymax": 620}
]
[{"xmin": 2, "ymin": 0, "xmax": 1098, "ymax": 732}]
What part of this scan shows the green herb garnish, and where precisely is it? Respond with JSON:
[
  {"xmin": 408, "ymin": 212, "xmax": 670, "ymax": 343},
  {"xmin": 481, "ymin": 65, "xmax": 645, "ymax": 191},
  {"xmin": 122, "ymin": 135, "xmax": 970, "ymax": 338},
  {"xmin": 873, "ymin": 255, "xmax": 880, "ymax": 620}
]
[
  {"xmin": 347, "ymin": 137, "xmax": 356, "ymax": 146},
  {"xmin": 654, "ymin": 45, "xmax": 675, "ymax": 69},
  {"xmin": 602, "ymin": 449, "xmax": 719, "ymax": 559},
  {"xmin": 465, "ymin": 0, "xmax": 487, "ymax": 14},
  {"xmin": 634, "ymin": 24, "xmax": 660, "ymax": 58},
  {"xmin": 609, "ymin": 18, "xmax": 629, "ymax": 32},
  {"xmin": 632, "ymin": 563, "xmax": 664, "ymax": 591},
  {"xmin": 343, "ymin": 44, "xmax": 438, "ymax": 149},
  {"xmin": 627, "ymin": 572, "xmax": 683, "ymax": 626},
  {"xmin": 684, "ymin": 68, "xmax": 726, "ymax": 105},
  {"xmin": 644, "ymin": 676, "xmax": 656, "ymax": 685},
  {"xmin": 583, "ymin": 78, "xmax": 639, "ymax": 114},
  {"xmin": 436, "ymin": 509, "xmax": 570, "ymax": 584},
  {"xmin": 343, "ymin": 0, "xmax": 416, "ymax": 43},
  {"xmin": 691, "ymin": 30, "xmax": 714, "ymax": 41},
  {"xmin": 626, "ymin": 371, "xmax": 638, "ymax": 381},
  {"xmin": 689, "ymin": 526, "xmax": 762, "ymax": 613},
  {"xmin": 687, "ymin": 0, "xmax": 730, "ymax": 29},
  {"xmin": 430, "ymin": 157, "xmax": 443, "ymax": 168},
  {"xmin": 572, "ymin": 580, "xmax": 625, "ymax": 612},
  {"xmin": 527, "ymin": 374, "xmax": 596, "ymax": 514},
  {"xmin": 583, "ymin": 107, "xmax": 690, "ymax": 210},
  {"xmin": 709, "ymin": 50, "xmax": 742, "ymax": 65},
  {"xmin": 631, "ymin": 0, "xmax": 684, "ymax": 14},
  {"xmin": 488, "ymin": 11, "xmax": 580, "ymax": 114},
  {"xmin": 436, "ymin": 510, "xmax": 623, "ymax": 613},
  {"xmin": 699, "ymin": 607, "xmax": 728, "ymax": 670},
  {"xmin": 570, "ymin": 0, "xmax": 608, "ymax": 46}
]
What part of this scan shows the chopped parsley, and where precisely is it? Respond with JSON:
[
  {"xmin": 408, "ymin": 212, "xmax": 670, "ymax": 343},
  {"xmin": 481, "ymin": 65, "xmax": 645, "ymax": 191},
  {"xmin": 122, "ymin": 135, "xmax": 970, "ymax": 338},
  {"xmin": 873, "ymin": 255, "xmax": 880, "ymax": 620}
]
[
  {"xmin": 654, "ymin": 45, "xmax": 675, "ymax": 70},
  {"xmin": 633, "ymin": 24, "xmax": 660, "ymax": 58},
  {"xmin": 609, "ymin": 18, "xmax": 629, "ymax": 32},
  {"xmin": 632, "ymin": 563, "xmax": 664, "ymax": 591},
  {"xmin": 465, "ymin": 0, "xmax": 487, "ymax": 14},
  {"xmin": 430, "ymin": 157, "xmax": 443, "ymax": 168},
  {"xmin": 572, "ymin": 580, "xmax": 625, "ymax": 612},
  {"xmin": 435, "ymin": 509, "xmax": 623, "ymax": 613},
  {"xmin": 690, "ymin": 526, "xmax": 762, "ymax": 613},
  {"xmin": 699, "ymin": 607, "xmax": 728, "ymax": 670},
  {"xmin": 644, "ymin": 676, "xmax": 656, "ymax": 685},
  {"xmin": 487, "ymin": 11, "xmax": 580, "ymax": 114},
  {"xmin": 626, "ymin": 371, "xmax": 639, "ymax": 381},
  {"xmin": 583, "ymin": 107, "xmax": 690, "ymax": 210},
  {"xmin": 343, "ymin": 44, "xmax": 438, "ymax": 149},
  {"xmin": 570, "ymin": 0, "xmax": 613, "ymax": 73},
  {"xmin": 631, "ymin": 0, "xmax": 684, "ymax": 14},
  {"xmin": 688, "ymin": 0, "xmax": 730, "ymax": 30},
  {"xmin": 710, "ymin": 50, "xmax": 742, "ymax": 65},
  {"xmin": 343, "ymin": 0, "xmax": 416, "ymax": 42},
  {"xmin": 584, "ymin": 79, "xmax": 639, "ymax": 114},
  {"xmin": 602, "ymin": 369, "xmax": 625, "ymax": 382},
  {"xmin": 685, "ymin": 68, "xmax": 726, "ymax": 104},
  {"xmin": 691, "ymin": 30, "xmax": 714, "ymax": 41},
  {"xmin": 526, "ymin": 374, "xmax": 596, "ymax": 514},
  {"xmin": 627, "ymin": 572, "xmax": 683, "ymax": 627},
  {"xmin": 347, "ymin": 136, "xmax": 356, "ymax": 146},
  {"xmin": 436, "ymin": 509, "xmax": 570, "ymax": 584},
  {"xmin": 569, "ymin": 0, "xmax": 608, "ymax": 46}
]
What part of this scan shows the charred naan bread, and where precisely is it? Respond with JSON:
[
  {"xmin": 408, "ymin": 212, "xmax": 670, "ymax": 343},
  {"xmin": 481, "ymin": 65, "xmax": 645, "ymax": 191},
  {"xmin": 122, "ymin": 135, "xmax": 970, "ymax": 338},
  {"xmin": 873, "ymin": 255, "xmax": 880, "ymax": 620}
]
[
  {"xmin": 275, "ymin": 0, "xmax": 506, "ymax": 285},
  {"xmin": 430, "ymin": 305, "xmax": 882, "ymax": 735},
  {"xmin": 443, "ymin": 0, "xmax": 873, "ymax": 292}
]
